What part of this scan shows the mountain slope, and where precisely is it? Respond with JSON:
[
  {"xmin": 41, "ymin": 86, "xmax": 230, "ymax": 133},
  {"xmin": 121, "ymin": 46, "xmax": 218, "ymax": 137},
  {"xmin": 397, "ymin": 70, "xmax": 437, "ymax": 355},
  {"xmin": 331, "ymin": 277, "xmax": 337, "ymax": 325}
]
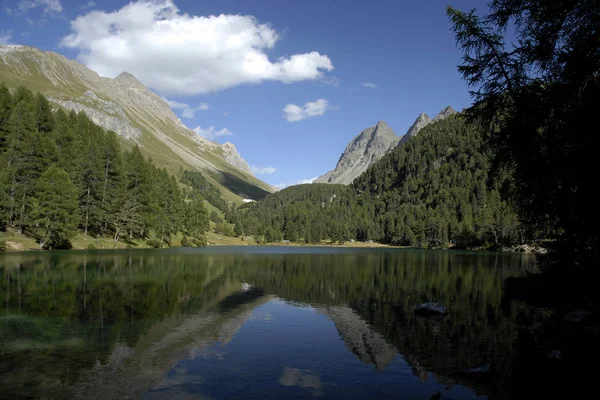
[
  {"xmin": 316, "ymin": 121, "xmax": 398, "ymax": 184},
  {"xmin": 236, "ymin": 114, "xmax": 520, "ymax": 248},
  {"xmin": 317, "ymin": 107, "xmax": 457, "ymax": 185},
  {"xmin": 0, "ymin": 44, "xmax": 274, "ymax": 201},
  {"xmin": 398, "ymin": 106, "xmax": 456, "ymax": 146}
]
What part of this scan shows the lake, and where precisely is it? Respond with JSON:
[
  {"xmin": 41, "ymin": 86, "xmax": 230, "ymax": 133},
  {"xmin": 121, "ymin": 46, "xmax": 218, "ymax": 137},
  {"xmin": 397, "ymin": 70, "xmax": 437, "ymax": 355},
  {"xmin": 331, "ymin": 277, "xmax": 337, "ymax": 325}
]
[{"xmin": 0, "ymin": 247, "xmax": 558, "ymax": 399}]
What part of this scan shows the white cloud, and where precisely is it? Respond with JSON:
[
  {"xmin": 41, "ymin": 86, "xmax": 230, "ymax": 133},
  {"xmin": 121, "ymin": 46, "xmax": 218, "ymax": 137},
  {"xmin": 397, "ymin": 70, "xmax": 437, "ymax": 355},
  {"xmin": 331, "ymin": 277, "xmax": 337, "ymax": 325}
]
[
  {"xmin": 321, "ymin": 76, "xmax": 340, "ymax": 87},
  {"xmin": 165, "ymin": 99, "xmax": 209, "ymax": 119},
  {"xmin": 61, "ymin": 0, "xmax": 333, "ymax": 95},
  {"xmin": 274, "ymin": 177, "xmax": 317, "ymax": 190},
  {"xmin": 18, "ymin": 0, "xmax": 62, "ymax": 14},
  {"xmin": 79, "ymin": 1, "xmax": 95, "ymax": 9},
  {"xmin": 361, "ymin": 82, "xmax": 377, "ymax": 89},
  {"xmin": 283, "ymin": 99, "xmax": 334, "ymax": 122},
  {"xmin": 0, "ymin": 31, "xmax": 11, "ymax": 45},
  {"xmin": 251, "ymin": 166, "xmax": 277, "ymax": 175},
  {"xmin": 192, "ymin": 126, "xmax": 232, "ymax": 140}
]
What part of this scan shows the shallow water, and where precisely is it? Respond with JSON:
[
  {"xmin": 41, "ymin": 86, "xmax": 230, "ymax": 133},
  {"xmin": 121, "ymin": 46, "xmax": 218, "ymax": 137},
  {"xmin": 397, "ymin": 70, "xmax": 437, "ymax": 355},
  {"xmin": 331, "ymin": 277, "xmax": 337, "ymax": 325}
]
[{"xmin": 0, "ymin": 247, "xmax": 546, "ymax": 399}]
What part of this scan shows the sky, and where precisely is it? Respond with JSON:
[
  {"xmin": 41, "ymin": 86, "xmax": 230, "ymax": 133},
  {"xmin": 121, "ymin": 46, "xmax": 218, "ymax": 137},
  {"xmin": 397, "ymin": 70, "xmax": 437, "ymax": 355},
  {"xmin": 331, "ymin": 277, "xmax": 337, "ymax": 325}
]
[{"xmin": 0, "ymin": 0, "xmax": 485, "ymax": 189}]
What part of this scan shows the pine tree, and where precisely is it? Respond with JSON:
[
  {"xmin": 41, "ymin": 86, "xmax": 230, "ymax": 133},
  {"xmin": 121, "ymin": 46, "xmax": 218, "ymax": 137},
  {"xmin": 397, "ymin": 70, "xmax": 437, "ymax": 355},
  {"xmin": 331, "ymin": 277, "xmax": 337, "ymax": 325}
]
[
  {"xmin": 33, "ymin": 93, "xmax": 54, "ymax": 133},
  {"xmin": 0, "ymin": 83, "xmax": 13, "ymax": 152},
  {"xmin": 32, "ymin": 166, "xmax": 79, "ymax": 249},
  {"xmin": 184, "ymin": 196, "xmax": 209, "ymax": 238},
  {"xmin": 97, "ymin": 131, "xmax": 123, "ymax": 236}
]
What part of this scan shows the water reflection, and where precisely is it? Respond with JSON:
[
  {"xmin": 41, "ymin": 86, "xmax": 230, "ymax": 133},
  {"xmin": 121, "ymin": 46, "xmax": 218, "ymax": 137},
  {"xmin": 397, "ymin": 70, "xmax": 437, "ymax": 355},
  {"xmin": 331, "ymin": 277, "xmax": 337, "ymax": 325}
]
[{"xmin": 0, "ymin": 248, "xmax": 543, "ymax": 399}]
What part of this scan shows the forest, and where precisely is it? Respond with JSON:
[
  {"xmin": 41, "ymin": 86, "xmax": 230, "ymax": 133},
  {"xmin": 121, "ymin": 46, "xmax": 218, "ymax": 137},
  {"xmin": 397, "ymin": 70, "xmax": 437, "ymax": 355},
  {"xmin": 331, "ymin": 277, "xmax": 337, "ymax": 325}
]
[
  {"xmin": 234, "ymin": 115, "xmax": 521, "ymax": 249},
  {"xmin": 1, "ymin": 0, "xmax": 597, "ymax": 269},
  {"xmin": 232, "ymin": 0, "xmax": 600, "ymax": 271},
  {"xmin": 0, "ymin": 85, "xmax": 209, "ymax": 249}
]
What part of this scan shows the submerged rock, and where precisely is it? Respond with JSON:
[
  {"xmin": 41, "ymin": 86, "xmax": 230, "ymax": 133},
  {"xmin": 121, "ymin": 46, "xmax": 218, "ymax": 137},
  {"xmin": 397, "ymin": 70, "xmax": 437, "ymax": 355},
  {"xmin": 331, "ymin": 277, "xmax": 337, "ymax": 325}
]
[
  {"xmin": 548, "ymin": 350, "xmax": 562, "ymax": 360},
  {"xmin": 564, "ymin": 309, "xmax": 592, "ymax": 323},
  {"xmin": 414, "ymin": 302, "xmax": 447, "ymax": 316},
  {"xmin": 429, "ymin": 390, "xmax": 442, "ymax": 400},
  {"xmin": 465, "ymin": 364, "xmax": 491, "ymax": 375}
]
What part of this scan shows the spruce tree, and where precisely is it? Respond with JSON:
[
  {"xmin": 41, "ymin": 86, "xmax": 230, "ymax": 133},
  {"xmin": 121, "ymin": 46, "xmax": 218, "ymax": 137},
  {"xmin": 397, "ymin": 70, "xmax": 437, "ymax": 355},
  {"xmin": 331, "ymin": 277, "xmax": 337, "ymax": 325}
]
[{"xmin": 32, "ymin": 166, "xmax": 79, "ymax": 249}]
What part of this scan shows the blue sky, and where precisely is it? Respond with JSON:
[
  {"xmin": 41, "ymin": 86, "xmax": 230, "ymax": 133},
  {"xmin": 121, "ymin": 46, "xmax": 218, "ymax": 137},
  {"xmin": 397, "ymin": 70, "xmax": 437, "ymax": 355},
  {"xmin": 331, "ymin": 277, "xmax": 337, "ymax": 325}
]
[{"xmin": 0, "ymin": 0, "xmax": 484, "ymax": 188}]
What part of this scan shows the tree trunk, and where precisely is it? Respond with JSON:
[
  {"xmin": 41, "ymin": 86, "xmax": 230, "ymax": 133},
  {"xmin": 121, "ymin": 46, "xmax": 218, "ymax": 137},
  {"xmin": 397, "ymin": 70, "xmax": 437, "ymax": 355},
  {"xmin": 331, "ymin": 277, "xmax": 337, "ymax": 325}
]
[{"xmin": 84, "ymin": 186, "xmax": 90, "ymax": 236}]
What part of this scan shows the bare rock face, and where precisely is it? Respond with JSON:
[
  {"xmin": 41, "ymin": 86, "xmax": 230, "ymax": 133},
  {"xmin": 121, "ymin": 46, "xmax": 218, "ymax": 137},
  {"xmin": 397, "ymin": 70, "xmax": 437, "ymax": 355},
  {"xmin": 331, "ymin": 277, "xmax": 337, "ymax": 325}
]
[
  {"xmin": 398, "ymin": 106, "xmax": 456, "ymax": 146},
  {"xmin": 221, "ymin": 142, "xmax": 253, "ymax": 175},
  {"xmin": 316, "ymin": 106, "xmax": 457, "ymax": 186},
  {"xmin": 51, "ymin": 90, "xmax": 142, "ymax": 140},
  {"xmin": 398, "ymin": 112, "xmax": 432, "ymax": 146},
  {"xmin": 316, "ymin": 121, "xmax": 398, "ymax": 185},
  {"xmin": 433, "ymin": 105, "xmax": 457, "ymax": 121}
]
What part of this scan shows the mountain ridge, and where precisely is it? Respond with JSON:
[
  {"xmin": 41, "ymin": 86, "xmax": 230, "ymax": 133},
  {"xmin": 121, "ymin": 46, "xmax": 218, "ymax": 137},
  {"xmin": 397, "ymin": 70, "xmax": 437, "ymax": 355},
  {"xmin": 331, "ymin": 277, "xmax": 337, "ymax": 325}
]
[
  {"xmin": 316, "ymin": 106, "xmax": 457, "ymax": 185},
  {"xmin": 0, "ymin": 44, "xmax": 274, "ymax": 200},
  {"xmin": 315, "ymin": 120, "xmax": 398, "ymax": 185}
]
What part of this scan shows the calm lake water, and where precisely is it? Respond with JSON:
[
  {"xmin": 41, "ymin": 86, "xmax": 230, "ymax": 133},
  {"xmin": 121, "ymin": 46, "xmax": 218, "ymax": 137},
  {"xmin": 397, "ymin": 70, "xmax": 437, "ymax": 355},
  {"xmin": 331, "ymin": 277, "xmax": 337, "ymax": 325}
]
[{"xmin": 0, "ymin": 247, "xmax": 554, "ymax": 399}]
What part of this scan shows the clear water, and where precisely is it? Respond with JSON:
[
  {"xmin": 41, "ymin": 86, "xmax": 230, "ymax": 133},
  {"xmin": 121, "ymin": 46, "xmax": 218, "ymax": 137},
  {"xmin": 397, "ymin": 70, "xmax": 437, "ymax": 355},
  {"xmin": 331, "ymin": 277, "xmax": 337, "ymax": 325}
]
[{"xmin": 0, "ymin": 247, "xmax": 545, "ymax": 399}]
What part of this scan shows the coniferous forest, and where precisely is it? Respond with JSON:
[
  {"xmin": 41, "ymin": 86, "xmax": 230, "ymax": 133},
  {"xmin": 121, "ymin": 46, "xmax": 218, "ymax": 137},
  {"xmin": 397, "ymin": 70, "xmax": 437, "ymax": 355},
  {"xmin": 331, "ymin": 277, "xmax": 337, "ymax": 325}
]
[
  {"xmin": 233, "ymin": 115, "xmax": 521, "ymax": 248},
  {"xmin": 0, "ymin": 85, "xmax": 208, "ymax": 249},
  {"xmin": 0, "ymin": 0, "xmax": 597, "ymax": 271}
]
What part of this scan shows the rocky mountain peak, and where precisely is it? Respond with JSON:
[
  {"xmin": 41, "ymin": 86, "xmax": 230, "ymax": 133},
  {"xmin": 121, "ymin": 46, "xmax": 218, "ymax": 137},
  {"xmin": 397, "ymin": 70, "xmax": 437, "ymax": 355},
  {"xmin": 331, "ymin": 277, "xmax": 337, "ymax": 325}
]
[
  {"xmin": 398, "ymin": 112, "xmax": 432, "ymax": 146},
  {"xmin": 220, "ymin": 142, "xmax": 253, "ymax": 175},
  {"xmin": 115, "ymin": 71, "xmax": 146, "ymax": 89},
  {"xmin": 316, "ymin": 106, "xmax": 458, "ymax": 186},
  {"xmin": 398, "ymin": 106, "xmax": 456, "ymax": 146},
  {"xmin": 315, "ymin": 121, "xmax": 398, "ymax": 185},
  {"xmin": 375, "ymin": 120, "xmax": 390, "ymax": 129},
  {"xmin": 416, "ymin": 112, "xmax": 432, "ymax": 123},
  {"xmin": 433, "ymin": 105, "xmax": 457, "ymax": 121}
]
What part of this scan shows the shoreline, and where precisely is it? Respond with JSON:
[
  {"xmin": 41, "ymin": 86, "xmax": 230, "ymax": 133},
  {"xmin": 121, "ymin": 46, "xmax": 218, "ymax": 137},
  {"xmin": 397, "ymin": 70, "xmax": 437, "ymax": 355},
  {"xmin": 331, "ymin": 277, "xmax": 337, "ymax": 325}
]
[{"xmin": 1, "ymin": 229, "xmax": 540, "ymax": 254}]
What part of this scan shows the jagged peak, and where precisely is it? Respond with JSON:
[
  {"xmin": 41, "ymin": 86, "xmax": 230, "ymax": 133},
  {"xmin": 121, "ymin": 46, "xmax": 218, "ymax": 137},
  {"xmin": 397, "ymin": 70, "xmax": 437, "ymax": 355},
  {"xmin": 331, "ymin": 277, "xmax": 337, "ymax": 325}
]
[
  {"xmin": 222, "ymin": 141, "xmax": 236, "ymax": 149},
  {"xmin": 115, "ymin": 71, "xmax": 145, "ymax": 88},
  {"xmin": 433, "ymin": 106, "xmax": 457, "ymax": 121},
  {"xmin": 373, "ymin": 120, "xmax": 397, "ymax": 139},
  {"xmin": 416, "ymin": 112, "xmax": 431, "ymax": 122}
]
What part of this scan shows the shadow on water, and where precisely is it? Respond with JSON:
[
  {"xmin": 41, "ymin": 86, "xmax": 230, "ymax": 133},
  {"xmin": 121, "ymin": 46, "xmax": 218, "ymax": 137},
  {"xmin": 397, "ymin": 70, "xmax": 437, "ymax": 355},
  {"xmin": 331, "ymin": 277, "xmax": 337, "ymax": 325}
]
[{"xmin": 0, "ymin": 248, "xmax": 592, "ymax": 399}]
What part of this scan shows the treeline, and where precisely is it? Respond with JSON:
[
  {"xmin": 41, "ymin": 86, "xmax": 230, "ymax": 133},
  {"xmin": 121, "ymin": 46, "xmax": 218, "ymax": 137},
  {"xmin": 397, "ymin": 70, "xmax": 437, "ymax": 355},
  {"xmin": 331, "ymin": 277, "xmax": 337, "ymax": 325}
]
[
  {"xmin": 233, "ymin": 184, "xmax": 359, "ymax": 243},
  {"xmin": 181, "ymin": 169, "xmax": 228, "ymax": 213},
  {"xmin": 0, "ymin": 85, "xmax": 208, "ymax": 248},
  {"xmin": 234, "ymin": 115, "xmax": 521, "ymax": 248}
]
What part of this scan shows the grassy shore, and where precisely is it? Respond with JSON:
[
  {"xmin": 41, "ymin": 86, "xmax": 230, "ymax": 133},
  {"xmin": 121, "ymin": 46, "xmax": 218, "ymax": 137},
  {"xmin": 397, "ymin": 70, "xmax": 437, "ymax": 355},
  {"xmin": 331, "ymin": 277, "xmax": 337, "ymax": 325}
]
[{"xmin": 1, "ymin": 229, "xmax": 394, "ymax": 252}]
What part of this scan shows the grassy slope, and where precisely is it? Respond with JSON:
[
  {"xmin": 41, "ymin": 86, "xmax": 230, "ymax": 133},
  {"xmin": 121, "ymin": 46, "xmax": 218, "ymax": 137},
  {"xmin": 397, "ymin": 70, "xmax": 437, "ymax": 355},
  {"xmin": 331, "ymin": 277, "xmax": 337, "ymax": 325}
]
[{"xmin": 0, "ymin": 48, "xmax": 273, "ymax": 208}]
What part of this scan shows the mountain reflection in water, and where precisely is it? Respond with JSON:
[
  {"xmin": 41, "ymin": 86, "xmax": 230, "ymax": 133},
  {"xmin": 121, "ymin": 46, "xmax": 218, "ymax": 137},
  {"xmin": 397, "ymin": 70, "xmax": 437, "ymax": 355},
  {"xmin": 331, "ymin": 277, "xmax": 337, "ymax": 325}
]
[{"xmin": 1, "ymin": 247, "xmax": 547, "ymax": 399}]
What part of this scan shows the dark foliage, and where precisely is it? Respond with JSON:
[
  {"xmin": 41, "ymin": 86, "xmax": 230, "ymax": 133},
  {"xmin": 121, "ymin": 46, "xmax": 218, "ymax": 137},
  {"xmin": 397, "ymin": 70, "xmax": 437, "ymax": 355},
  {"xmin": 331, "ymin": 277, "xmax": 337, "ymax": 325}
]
[
  {"xmin": 236, "ymin": 115, "xmax": 520, "ymax": 247},
  {"xmin": 0, "ymin": 86, "xmax": 209, "ymax": 247},
  {"xmin": 448, "ymin": 0, "xmax": 600, "ymax": 267}
]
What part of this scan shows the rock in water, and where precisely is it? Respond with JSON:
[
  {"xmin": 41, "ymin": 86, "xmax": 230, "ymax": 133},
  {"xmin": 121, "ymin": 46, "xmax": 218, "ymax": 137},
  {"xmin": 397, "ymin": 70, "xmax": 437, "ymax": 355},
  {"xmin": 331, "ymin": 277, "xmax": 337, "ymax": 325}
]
[
  {"xmin": 414, "ymin": 302, "xmax": 447, "ymax": 316},
  {"xmin": 465, "ymin": 364, "xmax": 491, "ymax": 375},
  {"xmin": 564, "ymin": 309, "xmax": 592, "ymax": 323},
  {"xmin": 430, "ymin": 390, "xmax": 442, "ymax": 400},
  {"xmin": 548, "ymin": 350, "xmax": 562, "ymax": 360}
]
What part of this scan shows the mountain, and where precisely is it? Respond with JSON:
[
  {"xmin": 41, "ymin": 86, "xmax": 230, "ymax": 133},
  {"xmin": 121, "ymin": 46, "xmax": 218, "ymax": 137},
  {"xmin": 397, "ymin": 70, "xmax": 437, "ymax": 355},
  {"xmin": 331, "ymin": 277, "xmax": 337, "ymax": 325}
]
[
  {"xmin": 235, "ymin": 113, "xmax": 520, "ymax": 248},
  {"xmin": 398, "ymin": 106, "xmax": 456, "ymax": 146},
  {"xmin": 316, "ymin": 107, "xmax": 457, "ymax": 186},
  {"xmin": 0, "ymin": 44, "xmax": 274, "ymax": 201},
  {"xmin": 397, "ymin": 112, "xmax": 431, "ymax": 146},
  {"xmin": 315, "ymin": 121, "xmax": 398, "ymax": 184}
]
